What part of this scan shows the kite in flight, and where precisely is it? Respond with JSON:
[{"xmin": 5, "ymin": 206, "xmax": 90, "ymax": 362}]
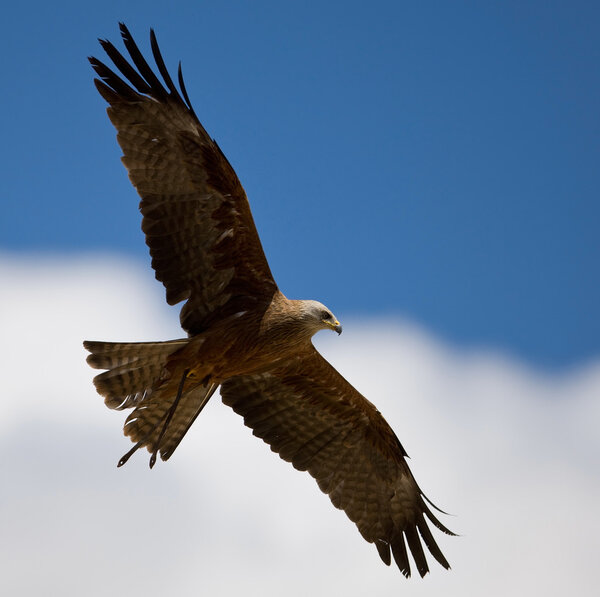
[{"xmin": 85, "ymin": 23, "xmax": 454, "ymax": 578}]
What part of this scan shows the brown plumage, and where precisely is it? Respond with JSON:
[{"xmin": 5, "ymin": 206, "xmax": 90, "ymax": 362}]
[{"xmin": 85, "ymin": 23, "xmax": 455, "ymax": 578}]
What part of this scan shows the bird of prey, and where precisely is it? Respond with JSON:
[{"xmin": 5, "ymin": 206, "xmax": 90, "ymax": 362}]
[{"xmin": 84, "ymin": 23, "xmax": 454, "ymax": 578}]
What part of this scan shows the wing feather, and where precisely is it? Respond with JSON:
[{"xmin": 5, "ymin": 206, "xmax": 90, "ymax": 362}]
[
  {"xmin": 221, "ymin": 348, "xmax": 454, "ymax": 577},
  {"xmin": 90, "ymin": 25, "xmax": 278, "ymax": 335}
]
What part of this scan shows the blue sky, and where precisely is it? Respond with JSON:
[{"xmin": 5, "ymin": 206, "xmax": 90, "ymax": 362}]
[{"xmin": 2, "ymin": 0, "xmax": 598, "ymax": 370}]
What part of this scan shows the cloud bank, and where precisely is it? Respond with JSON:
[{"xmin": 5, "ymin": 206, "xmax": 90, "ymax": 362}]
[{"xmin": 1, "ymin": 254, "xmax": 598, "ymax": 596}]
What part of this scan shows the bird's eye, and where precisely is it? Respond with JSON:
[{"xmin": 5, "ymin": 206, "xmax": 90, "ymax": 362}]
[{"xmin": 321, "ymin": 310, "xmax": 331, "ymax": 320}]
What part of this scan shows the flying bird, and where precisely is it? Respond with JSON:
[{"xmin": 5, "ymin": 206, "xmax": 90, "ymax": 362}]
[{"xmin": 85, "ymin": 23, "xmax": 454, "ymax": 578}]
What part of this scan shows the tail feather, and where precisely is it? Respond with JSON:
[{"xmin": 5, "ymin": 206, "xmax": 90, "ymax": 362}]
[
  {"xmin": 93, "ymin": 361, "xmax": 166, "ymax": 409},
  {"xmin": 84, "ymin": 339, "xmax": 187, "ymax": 370},
  {"xmin": 84, "ymin": 339, "xmax": 187, "ymax": 408},
  {"xmin": 83, "ymin": 338, "xmax": 217, "ymax": 465}
]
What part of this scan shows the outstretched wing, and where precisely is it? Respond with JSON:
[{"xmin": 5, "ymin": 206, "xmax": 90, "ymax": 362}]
[
  {"xmin": 89, "ymin": 23, "xmax": 278, "ymax": 335},
  {"xmin": 220, "ymin": 347, "xmax": 454, "ymax": 577}
]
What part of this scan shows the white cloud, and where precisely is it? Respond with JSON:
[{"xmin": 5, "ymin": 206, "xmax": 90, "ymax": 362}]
[{"xmin": 1, "ymin": 254, "xmax": 598, "ymax": 596}]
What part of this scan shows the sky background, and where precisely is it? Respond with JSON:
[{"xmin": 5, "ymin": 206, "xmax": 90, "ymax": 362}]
[
  {"xmin": 1, "ymin": 2, "xmax": 599, "ymax": 595},
  {"xmin": 1, "ymin": 0, "xmax": 598, "ymax": 370}
]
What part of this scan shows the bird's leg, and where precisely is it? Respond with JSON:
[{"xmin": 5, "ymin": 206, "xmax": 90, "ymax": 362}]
[
  {"xmin": 118, "ymin": 438, "xmax": 151, "ymax": 468},
  {"xmin": 149, "ymin": 368, "xmax": 190, "ymax": 468}
]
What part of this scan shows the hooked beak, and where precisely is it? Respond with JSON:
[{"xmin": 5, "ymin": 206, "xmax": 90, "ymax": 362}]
[{"xmin": 333, "ymin": 321, "xmax": 342, "ymax": 335}]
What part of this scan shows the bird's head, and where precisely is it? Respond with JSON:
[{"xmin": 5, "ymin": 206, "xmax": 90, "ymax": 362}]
[{"xmin": 299, "ymin": 300, "xmax": 342, "ymax": 336}]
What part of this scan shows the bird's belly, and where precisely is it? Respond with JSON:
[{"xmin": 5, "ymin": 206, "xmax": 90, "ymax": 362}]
[{"xmin": 182, "ymin": 327, "xmax": 296, "ymax": 383}]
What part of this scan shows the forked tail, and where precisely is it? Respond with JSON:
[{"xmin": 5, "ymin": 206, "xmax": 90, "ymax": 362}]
[{"xmin": 84, "ymin": 339, "xmax": 217, "ymax": 466}]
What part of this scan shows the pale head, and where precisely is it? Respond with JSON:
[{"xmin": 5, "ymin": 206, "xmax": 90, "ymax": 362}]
[{"xmin": 298, "ymin": 300, "xmax": 342, "ymax": 336}]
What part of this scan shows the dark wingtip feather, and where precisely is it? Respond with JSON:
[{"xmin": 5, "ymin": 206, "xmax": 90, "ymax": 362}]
[
  {"xmin": 416, "ymin": 514, "xmax": 452, "ymax": 571},
  {"xmin": 92, "ymin": 79, "xmax": 119, "ymax": 104},
  {"xmin": 177, "ymin": 61, "xmax": 199, "ymax": 120},
  {"xmin": 391, "ymin": 536, "xmax": 411, "ymax": 578},
  {"xmin": 89, "ymin": 55, "xmax": 138, "ymax": 101},
  {"xmin": 91, "ymin": 24, "xmax": 201, "ymax": 125},
  {"xmin": 422, "ymin": 491, "xmax": 455, "ymax": 517},
  {"xmin": 404, "ymin": 526, "xmax": 429, "ymax": 578},
  {"xmin": 118, "ymin": 22, "xmax": 168, "ymax": 100},
  {"xmin": 375, "ymin": 539, "xmax": 391, "ymax": 566},
  {"xmin": 118, "ymin": 21, "xmax": 131, "ymax": 40},
  {"xmin": 149, "ymin": 28, "xmax": 179, "ymax": 98},
  {"xmin": 422, "ymin": 500, "xmax": 458, "ymax": 537},
  {"xmin": 97, "ymin": 37, "xmax": 152, "ymax": 95}
]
